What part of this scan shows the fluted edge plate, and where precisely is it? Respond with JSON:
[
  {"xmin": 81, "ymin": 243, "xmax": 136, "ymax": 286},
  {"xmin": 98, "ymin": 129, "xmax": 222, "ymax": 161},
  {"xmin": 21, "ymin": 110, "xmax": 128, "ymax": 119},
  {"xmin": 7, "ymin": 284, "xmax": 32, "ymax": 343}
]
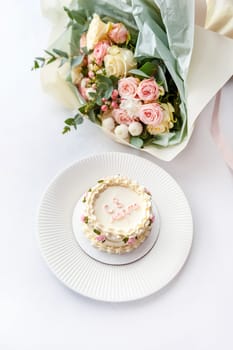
[{"xmin": 37, "ymin": 152, "xmax": 193, "ymax": 302}]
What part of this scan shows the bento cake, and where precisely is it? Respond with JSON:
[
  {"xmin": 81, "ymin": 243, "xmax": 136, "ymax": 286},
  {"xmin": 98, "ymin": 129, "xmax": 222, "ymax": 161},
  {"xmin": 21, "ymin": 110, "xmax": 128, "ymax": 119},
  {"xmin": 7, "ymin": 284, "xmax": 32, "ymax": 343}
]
[{"xmin": 81, "ymin": 175, "xmax": 154, "ymax": 254}]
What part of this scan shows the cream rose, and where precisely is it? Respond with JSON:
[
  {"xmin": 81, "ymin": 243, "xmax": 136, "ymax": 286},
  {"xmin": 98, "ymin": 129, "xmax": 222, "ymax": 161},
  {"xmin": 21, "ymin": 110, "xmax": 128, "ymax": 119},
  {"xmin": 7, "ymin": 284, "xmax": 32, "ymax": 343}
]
[
  {"xmin": 104, "ymin": 46, "xmax": 137, "ymax": 78},
  {"xmin": 86, "ymin": 14, "xmax": 111, "ymax": 50}
]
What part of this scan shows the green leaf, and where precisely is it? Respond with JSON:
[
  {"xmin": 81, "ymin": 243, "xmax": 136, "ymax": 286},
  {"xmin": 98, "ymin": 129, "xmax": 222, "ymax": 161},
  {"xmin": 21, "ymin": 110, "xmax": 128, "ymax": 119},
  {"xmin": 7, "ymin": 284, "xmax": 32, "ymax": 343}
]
[
  {"xmin": 128, "ymin": 69, "xmax": 150, "ymax": 79},
  {"xmin": 140, "ymin": 62, "xmax": 157, "ymax": 76},
  {"xmin": 123, "ymin": 237, "xmax": 129, "ymax": 243},
  {"xmin": 64, "ymin": 118, "xmax": 75, "ymax": 126},
  {"xmin": 84, "ymin": 216, "xmax": 88, "ymax": 224},
  {"xmin": 52, "ymin": 48, "xmax": 69, "ymax": 58},
  {"xmin": 87, "ymin": 109, "xmax": 96, "ymax": 123},
  {"xmin": 31, "ymin": 60, "xmax": 40, "ymax": 70},
  {"xmin": 79, "ymin": 105, "xmax": 87, "ymax": 114},
  {"xmin": 58, "ymin": 58, "xmax": 67, "ymax": 68},
  {"xmin": 93, "ymin": 229, "xmax": 101, "ymax": 235},
  {"xmin": 47, "ymin": 57, "xmax": 56, "ymax": 64},
  {"xmin": 44, "ymin": 50, "xmax": 56, "ymax": 58},
  {"xmin": 71, "ymin": 55, "xmax": 84, "ymax": 68},
  {"xmin": 64, "ymin": 7, "xmax": 87, "ymax": 25},
  {"xmin": 35, "ymin": 57, "xmax": 45, "ymax": 62},
  {"xmin": 97, "ymin": 179, "xmax": 104, "ymax": 183},
  {"xmin": 130, "ymin": 137, "xmax": 144, "ymax": 148},
  {"xmin": 74, "ymin": 114, "xmax": 84, "ymax": 125},
  {"xmin": 88, "ymin": 92, "xmax": 96, "ymax": 99},
  {"xmin": 62, "ymin": 126, "xmax": 71, "ymax": 134},
  {"xmin": 96, "ymin": 75, "xmax": 113, "ymax": 99}
]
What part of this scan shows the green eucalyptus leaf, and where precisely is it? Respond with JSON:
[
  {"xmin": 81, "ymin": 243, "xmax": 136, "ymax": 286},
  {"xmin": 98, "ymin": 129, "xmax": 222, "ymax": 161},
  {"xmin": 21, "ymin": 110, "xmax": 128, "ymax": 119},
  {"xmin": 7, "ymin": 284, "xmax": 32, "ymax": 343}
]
[
  {"xmin": 52, "ymin": 48, "xmax": 69, "ymax": 58},
  {"xmin": 74, "ymin": 114, "xmax": 84, "ymax": 125},
  {"xmin": 31, "ymin": 60, "xmax": 40, "ymax": 70},
  {"xmin": 64, "ymin": 118, "xmax": 75, "ymax": 126},
  {"xmin": 79, "ymin": 105, "xmax": 87, "ymax": 114},
  {"xmin": 88, "ymin": 92, "xmax": 96, "ymax": 99},
  {"xmin": 62, "ymin": 126, "xmax": 71, "ymax": 134},
  {"xmin": 35, "ymin": 57, "xmax": 45, "ymax": 62},
  {"xmin": 87, "ymin": 109, "xmax": 96, "ymax": 123},
  {"xmin": 130, "ymin": 136, "xmax": 144, "ymax": 148},
  {"xmin": 44, "ymin": 50, "xmax": 55, "ymax": 58},
  {"xmin": 58, "ymin": 58, "xmax": 67, "ymax": 68},
  {"xmin": 47, "ymin": 57, "xmax": 57, "ymax": 64},
  {"xmin": 64, "ymin": 7, "xmax": 87, "ymax": 25}
]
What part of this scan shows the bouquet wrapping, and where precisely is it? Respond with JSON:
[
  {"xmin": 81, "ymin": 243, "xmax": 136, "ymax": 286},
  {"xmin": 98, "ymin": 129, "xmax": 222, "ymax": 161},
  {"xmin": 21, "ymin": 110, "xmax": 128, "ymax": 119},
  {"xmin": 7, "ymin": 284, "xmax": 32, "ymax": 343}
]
[{"xmin": 38, "ymin": 0, "xmax": 233, "ymax": 160}]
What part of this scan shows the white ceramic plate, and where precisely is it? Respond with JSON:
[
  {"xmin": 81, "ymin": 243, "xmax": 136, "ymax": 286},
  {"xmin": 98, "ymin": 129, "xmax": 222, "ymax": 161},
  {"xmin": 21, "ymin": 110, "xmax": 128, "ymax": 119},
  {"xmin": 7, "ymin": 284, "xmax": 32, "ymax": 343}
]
[{"xmin": 38, "ymin": 152, "xmax": 193, "ymax": 302}]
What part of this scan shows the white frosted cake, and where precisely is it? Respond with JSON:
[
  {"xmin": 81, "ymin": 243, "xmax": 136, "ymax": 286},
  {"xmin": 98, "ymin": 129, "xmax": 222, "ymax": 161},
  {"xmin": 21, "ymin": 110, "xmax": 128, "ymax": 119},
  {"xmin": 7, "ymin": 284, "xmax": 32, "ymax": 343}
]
[{"xmin": 80, "ymin": 175, "xmax": 154, "ymax": 254}]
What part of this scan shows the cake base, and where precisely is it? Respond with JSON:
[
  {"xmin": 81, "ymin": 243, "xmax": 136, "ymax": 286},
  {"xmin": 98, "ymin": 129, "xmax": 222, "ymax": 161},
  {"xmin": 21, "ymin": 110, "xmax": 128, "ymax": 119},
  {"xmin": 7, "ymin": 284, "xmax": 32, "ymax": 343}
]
[{"xmin": 72, "ymin": 196, "xmax": 160, "ymax": 265}]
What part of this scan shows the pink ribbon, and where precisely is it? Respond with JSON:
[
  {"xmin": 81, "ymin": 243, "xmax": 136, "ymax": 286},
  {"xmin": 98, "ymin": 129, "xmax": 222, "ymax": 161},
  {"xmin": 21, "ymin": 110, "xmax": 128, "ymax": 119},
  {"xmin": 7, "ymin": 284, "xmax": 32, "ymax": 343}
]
[{"xmin": 211, "ymin": 89, "xmax": 233, "ymax": 171}]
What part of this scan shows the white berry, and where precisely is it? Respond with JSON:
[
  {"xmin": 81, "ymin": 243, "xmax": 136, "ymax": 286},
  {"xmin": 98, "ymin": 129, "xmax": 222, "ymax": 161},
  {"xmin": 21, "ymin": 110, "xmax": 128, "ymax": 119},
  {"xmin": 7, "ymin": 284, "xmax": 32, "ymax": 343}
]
[
  {"xmin": 102, "ymin": 117, "xmax": 115, "ymax": 131},
  {"xmin": 128, "ymin": 122, "xmax": 143, "ymax": 136},
  {"xmin": 114, "ymin": 124, "xmax": 129, "ymax": 139}
]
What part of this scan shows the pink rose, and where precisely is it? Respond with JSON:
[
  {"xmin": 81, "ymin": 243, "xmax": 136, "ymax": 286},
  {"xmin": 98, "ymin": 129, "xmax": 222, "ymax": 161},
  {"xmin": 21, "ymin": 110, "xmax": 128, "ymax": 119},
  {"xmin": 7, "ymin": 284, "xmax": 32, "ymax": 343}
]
[
  {"xmin": 150, "ymin": 215, "xmax": 155, "ymax": 223},
  {"xmin": 118, "ymin": 77, "xmax": 139, "ymax": 98},
  {"xmin": 127, "ymin": 237, "xmax": 136, "ymax": 245},
  {"xmin": 93, "ymin": 40, "xmax": 110, "ymax": 66},
  {"xmin": 108, "ymin": 23, "xmax": 129, "ymax": 44},
  {"xmin": 137, "ymin": 78, "xmax": 160, "ymax": 102},
  {"xmin": 96, "ymin": 235, "xmax": 106, "ymax": 242},
  {"xmin": 139, "ymin": 103, "xmax": 163, "ymax": 126},
  {"xmin": 113, "ymin": 108, "xmax": 134, "ymax": 125}
]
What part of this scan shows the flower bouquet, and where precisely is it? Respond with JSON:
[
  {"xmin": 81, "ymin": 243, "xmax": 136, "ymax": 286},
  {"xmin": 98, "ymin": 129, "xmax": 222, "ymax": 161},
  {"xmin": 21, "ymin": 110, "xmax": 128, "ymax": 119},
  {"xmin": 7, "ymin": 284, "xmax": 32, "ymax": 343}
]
[{"xmin": 36, "ymin": 0, "xmax": 233, "ymax": 160}]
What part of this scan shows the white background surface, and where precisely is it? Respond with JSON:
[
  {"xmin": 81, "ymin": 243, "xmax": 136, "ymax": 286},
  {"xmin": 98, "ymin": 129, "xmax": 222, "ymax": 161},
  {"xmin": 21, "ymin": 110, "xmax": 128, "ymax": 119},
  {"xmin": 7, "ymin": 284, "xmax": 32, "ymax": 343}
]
[{"xmin": 0, "ymin": 1, "xmax": 233, "ymax": 349}]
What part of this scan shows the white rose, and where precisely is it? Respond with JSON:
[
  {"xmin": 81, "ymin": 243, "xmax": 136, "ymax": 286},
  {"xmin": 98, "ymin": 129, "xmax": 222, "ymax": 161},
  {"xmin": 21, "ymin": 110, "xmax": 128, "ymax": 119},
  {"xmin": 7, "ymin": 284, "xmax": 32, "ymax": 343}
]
[
  {"xmin": 104, "ymin": 46, "xmax": 137, "ymax": 78},
  {"xmin": 86, "ymin": 14, "xmax": 111, "ymax": 50},
  {"xmin": 128, "ymin": 122, "xmax": 143, "ymax": 136},
  {"xmin": 120, "ymin": 98, "xmax": 142, "ymax": 117},
  {"xmin": 102, "ymin": 117, "xmax": 115, "ymax": 131},
  {"xmin": 114, "ymin": 124, "xmax": 129, "ymax": 139}
]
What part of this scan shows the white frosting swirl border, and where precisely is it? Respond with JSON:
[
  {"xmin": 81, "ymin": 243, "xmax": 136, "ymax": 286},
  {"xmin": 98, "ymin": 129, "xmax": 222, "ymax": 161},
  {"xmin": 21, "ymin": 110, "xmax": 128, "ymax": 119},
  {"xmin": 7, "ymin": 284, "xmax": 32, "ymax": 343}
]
[{"xmin": 81, "ymin": 175, "xmax": 153, "ymax": 254}]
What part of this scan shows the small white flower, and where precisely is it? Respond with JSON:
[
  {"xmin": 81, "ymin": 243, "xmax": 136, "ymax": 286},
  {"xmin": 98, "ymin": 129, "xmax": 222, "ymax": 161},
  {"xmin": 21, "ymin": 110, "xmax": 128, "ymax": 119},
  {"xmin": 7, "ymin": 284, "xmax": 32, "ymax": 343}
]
[
  {"xmin": 114, "ymin": 124, "xmax": 129, "ymax": 139},
  {"xmin": 128, "ymin": 122, "xmax": 143, "ymax": 136},
  {"xmin": 102, "ymin": 117, "xmax": 115, "ymax": 131},
  {"xmin": 120, "ymin": 98, "xmax": 142, "ymax": 118}
]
